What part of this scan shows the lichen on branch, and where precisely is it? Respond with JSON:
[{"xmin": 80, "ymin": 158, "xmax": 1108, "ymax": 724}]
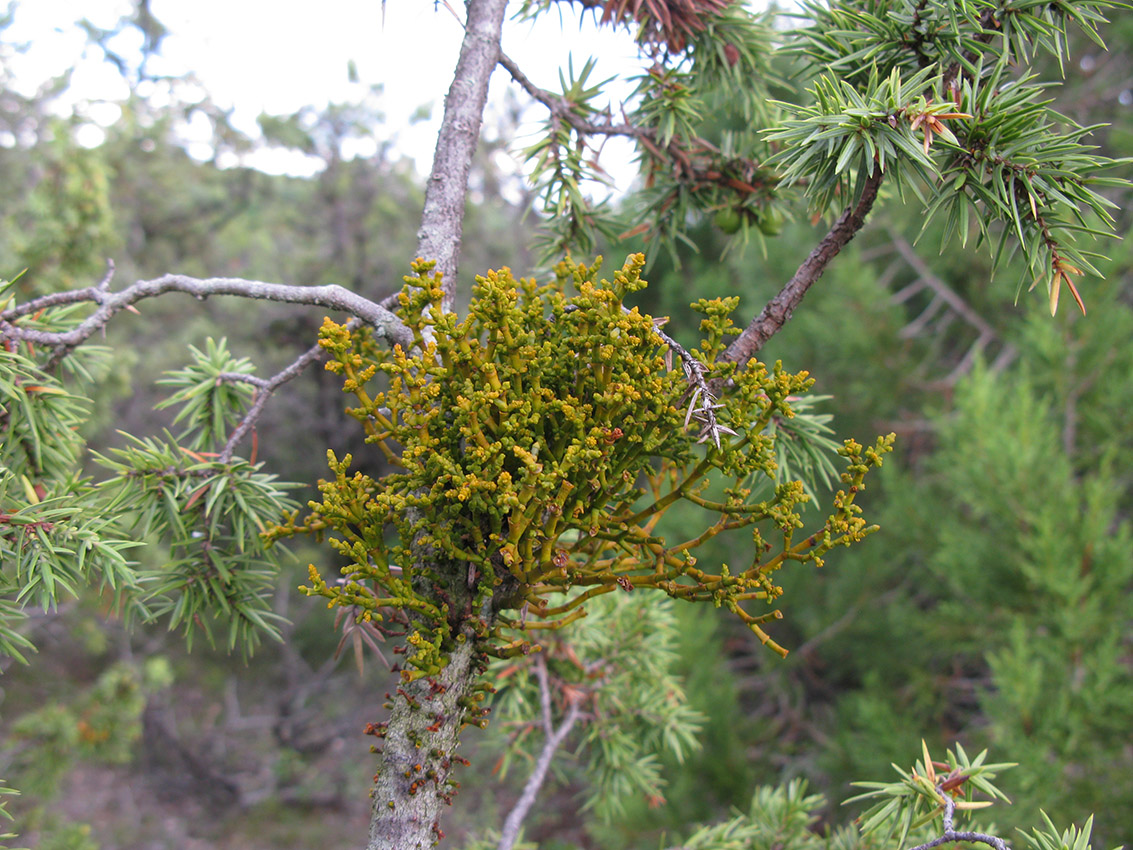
[{"xmin": 269, "ymin": 254, "xmax": 893, "ymax": 671}]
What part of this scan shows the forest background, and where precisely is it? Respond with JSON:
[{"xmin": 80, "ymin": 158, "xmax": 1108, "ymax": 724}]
[{"xmin": 0, "ymin": 2, "xmax": 1130, "ymax": 849}]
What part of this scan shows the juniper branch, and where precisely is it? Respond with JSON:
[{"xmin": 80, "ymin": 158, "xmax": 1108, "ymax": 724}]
[
  {"xmin": 941, "ymin": 7, "xmax": 1000, "ymax": 96},
  {"xmin": 498, "ymin": 50, "xmax": 645, "ymax": 139},
  {"xmin": 498, "ymin": 49, "xmax": 769, "ymax": 196}
]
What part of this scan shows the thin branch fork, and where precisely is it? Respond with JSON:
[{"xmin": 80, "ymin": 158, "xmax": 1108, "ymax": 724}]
[
  {"xmin": 1, "ymin": 266, "xmax": 401, "ymax": 467},
  {"xmin": 215, "ymin": 336, "xmax": 337, "ymax": 463},
  {"xmin": 722, "ymin": 168, "xmax": 885, "ymax": 366},
  {"xmin": 887, "ymin": 230, "xmax": 999, "ymax": 340},
  {"xmin": 881, "ymin": 231, "xmax": 1017, "ymax": 385},
  {"xmin": 906, "ymin": 789, "xmax": 1009, "ymax": 850}
]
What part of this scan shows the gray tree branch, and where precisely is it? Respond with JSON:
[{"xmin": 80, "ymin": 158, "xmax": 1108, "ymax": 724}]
[
  {"xmin": 722, "ymin": 168, "xmax": 884, "ymax": 366},
  {"xmin": 0, "ymin": 270, "xmax": 412, "ymax": 368},
  {"xmin": 907, "ymin": 788, "xmax": 1010, "ymax": 850},
  {"xmin": 366, "ymin": 638, "xmax": 482, "ymax": 850},
  {"xmin": 888, "ymin": 231, "xmax": 998, "ymax": 340},
  {"xmin": 415, "ymin": 0, "xmax": 510, "ymax": 309},
  {"xmin": 364, "ymin": 2, "xmax": 511, "ymax": 847}
]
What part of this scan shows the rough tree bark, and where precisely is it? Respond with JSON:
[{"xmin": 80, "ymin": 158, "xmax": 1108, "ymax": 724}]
[{"xmin": 366, "ymin": 639, "xmax": 483, "ymax": 850}]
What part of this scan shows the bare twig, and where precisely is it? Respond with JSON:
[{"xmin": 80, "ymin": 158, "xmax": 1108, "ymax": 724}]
[
  {"xmin": 415, "ymin": 0, "xmax": 510, "ymax": 309},
  {"xmin": 883, "ymin": 230, "xmax": 1017, "ymax": 385},
  {"xmin": 535, "ymin": 653, "xmax": 555, "ymax": 734},
  {"xmin": 899, "ymin": 293, "xmax": 947, "ymax": 338},
  {"xmin": 722, "ymin": 168, "xmax": 885, "ymax": 365},
  {"xmin": 793, "ymin": 580, "xmax": 911, "ymax": 659},
  {"xmin": 378, "ymin": 290, "xmax": 400, "ymax": 312},
  {"xmin": 497, "ymin": 654, "xmax": 583, "ymax": 850},
  {"xmin": 646, "ymin": 315, "xmax": 735, "ymax": 449},
  {"xmin": 96, "ymin": 257, "xmax": 116, "ymax": 290},
  {"xmin": 0, "ymin": 271, "xmax": 412, "ymax": 369},
  {"xmin": 498, "ymin": 50, "xmax": 645, "ymax": 140},
  {"xmin": 888, "ymin": 231, "xmax": 1000, "ymax": 341}
]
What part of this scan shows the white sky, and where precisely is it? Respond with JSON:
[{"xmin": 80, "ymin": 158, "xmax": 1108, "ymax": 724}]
[{"xmin": 3, "ymin": 0, "xmax": 644, "ymax": 179}]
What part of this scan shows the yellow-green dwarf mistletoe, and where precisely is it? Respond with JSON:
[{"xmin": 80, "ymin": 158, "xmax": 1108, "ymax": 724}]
[{"xmin": 270, "ymin": 254, "xmax": 893, "ymax": 672}]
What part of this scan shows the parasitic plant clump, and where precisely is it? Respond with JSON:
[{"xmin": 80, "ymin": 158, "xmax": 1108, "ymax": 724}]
[{"xmin": 269, "ymin": 254, "xmax": 893, "ymax": 676}]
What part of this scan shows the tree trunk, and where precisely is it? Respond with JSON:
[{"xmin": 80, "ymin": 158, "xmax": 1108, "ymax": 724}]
[
  {"xmin": 365, "ymin": 1, "xmax": 508, "ymax": 845},
  {"xmin": 366, "ymin": 637, "xmax": 482, "ymax": 850}
]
